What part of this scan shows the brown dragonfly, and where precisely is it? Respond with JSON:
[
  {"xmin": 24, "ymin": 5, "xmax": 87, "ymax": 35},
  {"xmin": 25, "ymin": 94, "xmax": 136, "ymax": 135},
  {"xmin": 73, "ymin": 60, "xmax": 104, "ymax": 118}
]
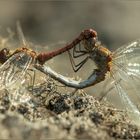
[
  {"xmin": 0, "ymin": 22, "xmax": 97, "ymax": 90},
  {"xmin": 0, "ymin": 23, "xmax": 96, "ymax": 105},
  {"xmin": 35, "ymin": 30, "xmax": 140, "ymax": 124}
]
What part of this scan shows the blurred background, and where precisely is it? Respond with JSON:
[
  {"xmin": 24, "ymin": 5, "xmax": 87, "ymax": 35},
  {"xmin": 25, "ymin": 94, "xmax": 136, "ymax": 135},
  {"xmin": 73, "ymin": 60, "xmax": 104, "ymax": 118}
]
[
  {"xmin": 0, "ymin": 0, "xmax": 140, "ymax": 104},
  {"xmin": 0, "ymin": 1, "xmax": 140, "ymax": 48}
]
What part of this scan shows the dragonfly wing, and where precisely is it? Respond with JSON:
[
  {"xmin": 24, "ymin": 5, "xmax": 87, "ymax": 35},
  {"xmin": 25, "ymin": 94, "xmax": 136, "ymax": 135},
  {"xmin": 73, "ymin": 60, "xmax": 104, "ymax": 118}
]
[
  {"xmin": 114, "ymin": 39, "xmax": 140, "ymax": 58},
  {"xmin": 111, "ymin": 67, "xmax": 140, "ymax": 124},
  {"xmin": 114, "ymin": 39, "xmax": 140, "ymax": 77},
  {"xmin": 16, "ymin": 21, "xmax": 27, "ymax": 46},
  {"xmin": 0, "ymin": 52, "xmax": 33, "ymax": 89},
  {"xmin": 103, "ymin": 41, "xmax": 140, "ymax": 123},
  {"xmin": 113, "ymin": 39, "xmax": 140, "ymax": 88}
]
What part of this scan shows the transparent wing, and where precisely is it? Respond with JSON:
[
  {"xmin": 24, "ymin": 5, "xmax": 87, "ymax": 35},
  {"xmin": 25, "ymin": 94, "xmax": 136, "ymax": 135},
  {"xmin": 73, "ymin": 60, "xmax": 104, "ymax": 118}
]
[
  {"xmin": 0, "ymin": 22, "xmax": 34, "ymax": 105},
  {"xmin": 114, "ymin": 39, "xmax": 140, "ymax": 57},
  {"xmin": 107, "ymin": 67, "xmax": 140, "ymax": 124},
  {"xmin": 7, "ymin": 22, "xmax": 35, "ymax": 104},
  {"xmin": 16, "ymin": 21, "xmax": 28, "ymax": 47},
  {"xmin": 113, "ymin": 39, "xmax": 140, "ymax": 86},
  {"xmin": 0, "ymin": 52, "xmax": 33, "ymax": 89},
  {"xmin": 102, "ymin": 40, "xmax": 140, "ymax": 123},
  {"xmin": 113, "ymin": 39, "xmax": 140, "ymax": 77}
]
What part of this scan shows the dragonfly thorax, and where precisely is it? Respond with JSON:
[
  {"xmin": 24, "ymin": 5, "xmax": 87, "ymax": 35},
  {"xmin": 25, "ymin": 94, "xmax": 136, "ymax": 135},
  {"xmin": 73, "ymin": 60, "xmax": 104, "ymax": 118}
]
[
  {"xmin": 90, "ymin": 45, "xmax": 112, "ymax": 72},
  {"xmin": 12, "ymin": 47, "xmax": 37, "ymax": 58}
]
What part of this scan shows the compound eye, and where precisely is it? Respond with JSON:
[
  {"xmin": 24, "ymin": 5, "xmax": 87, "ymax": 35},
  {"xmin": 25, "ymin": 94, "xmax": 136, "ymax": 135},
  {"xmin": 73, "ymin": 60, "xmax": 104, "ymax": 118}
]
[
  {"xmin": 1, "ymin": 48, "xmax": 10, "ymax": 55},
  {"xmin": 0, "ymin": 48, "xmax": 10, "ymax": 63},
  {"xmin": 82, "ymin": 29, "xmax": 97, "ymax": 39},
  {"xmin": 82, "ymin": 37, "xmax": 96, "ymax": 51},
  {"xmin": 89, "ymin": 29, "xmax": 97, "ymax": 37}
]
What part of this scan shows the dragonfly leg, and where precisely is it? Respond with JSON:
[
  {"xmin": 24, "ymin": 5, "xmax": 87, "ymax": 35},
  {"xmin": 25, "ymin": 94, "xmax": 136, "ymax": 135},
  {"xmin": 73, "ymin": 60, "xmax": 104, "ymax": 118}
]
[
  {"xmin": 68, "ymin": 50, "xmax": 89, "ymax": 72},
  {"xmin": 26, "ymin": 68, "xmax": 36, "ymax": 91},
  {"xmin": 73, "ymin": 43, "xmax": 87, "ymax": 58},
  {"xmin": 70, "ymin": 89, "xmax": 78, "ymax": 96}
]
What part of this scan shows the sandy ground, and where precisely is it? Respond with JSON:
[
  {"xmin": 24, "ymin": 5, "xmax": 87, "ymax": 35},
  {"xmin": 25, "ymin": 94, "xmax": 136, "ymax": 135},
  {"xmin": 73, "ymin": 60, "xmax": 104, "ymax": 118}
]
[{"xmin": 0, "ymin": 77, "xmax": 140, "ymax": 140}]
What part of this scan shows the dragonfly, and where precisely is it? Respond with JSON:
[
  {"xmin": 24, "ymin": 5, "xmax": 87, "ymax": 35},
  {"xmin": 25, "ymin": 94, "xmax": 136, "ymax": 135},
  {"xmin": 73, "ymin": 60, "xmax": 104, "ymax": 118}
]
[
  {"xmin": 35, "ymin": 30, "xmax": 140, "ymax": 124},
  {"xmin": 0, "ymin": 23, "xmax": 97, "ymax": 104}
]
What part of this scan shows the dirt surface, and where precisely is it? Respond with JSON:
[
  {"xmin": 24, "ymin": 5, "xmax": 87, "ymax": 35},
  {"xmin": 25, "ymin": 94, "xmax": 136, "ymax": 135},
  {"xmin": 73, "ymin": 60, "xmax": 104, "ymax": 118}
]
[{"xmin": 0, "ymin": 78, "xmax": 140, "ymax": 140}]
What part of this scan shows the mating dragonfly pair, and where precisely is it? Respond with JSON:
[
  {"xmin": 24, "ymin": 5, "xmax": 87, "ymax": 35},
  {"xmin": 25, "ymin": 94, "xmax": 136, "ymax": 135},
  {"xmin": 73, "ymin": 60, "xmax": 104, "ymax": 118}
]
[{"xmin": 0, "ymin": 22, "xmax": 140, "ymax": 123}]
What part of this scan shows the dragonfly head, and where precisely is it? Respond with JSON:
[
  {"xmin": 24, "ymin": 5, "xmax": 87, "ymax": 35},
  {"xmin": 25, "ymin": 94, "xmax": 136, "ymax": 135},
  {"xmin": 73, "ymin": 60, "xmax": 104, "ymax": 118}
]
[
  {"xmin": 80, "ymin": 29, "xmax": 98, "ymax": 52},
  {"xmin": 0, "ymin": 48, "xmax": 10, "ymax": 64},
  {"xmin": 81, "ymin": 29, "xmax": 97, "ymax": 39},
  {"xmin": 82, "ymin": 36, "xmax": 98, "ymax": 52}
]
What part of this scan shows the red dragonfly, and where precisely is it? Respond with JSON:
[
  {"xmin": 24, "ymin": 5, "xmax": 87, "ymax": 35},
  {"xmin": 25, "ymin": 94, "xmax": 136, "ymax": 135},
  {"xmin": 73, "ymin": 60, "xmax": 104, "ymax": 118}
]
[
  {"xmin": 35, "ymin": 31, "xmax": 140, "ymax": 124},
  {"xmin": 0, "ymin": 22, "xmax": 97, "ymax": 90}
]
